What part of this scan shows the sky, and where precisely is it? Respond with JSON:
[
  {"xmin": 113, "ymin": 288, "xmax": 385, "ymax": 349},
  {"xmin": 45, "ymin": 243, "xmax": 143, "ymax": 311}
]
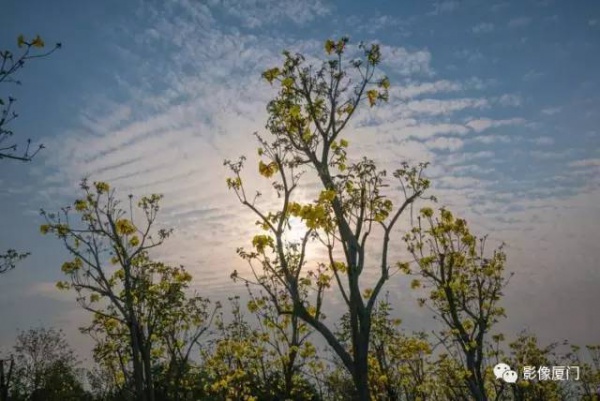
[{"xmin": 1, "ymin": 0, "xmax": 599, "ymax": 364}]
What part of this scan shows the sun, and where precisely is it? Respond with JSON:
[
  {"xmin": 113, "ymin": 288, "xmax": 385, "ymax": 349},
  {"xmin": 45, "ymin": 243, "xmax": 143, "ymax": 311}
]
[{"xmin": 284, "ymin": 216, "xmax": 309, "ymax": 245}]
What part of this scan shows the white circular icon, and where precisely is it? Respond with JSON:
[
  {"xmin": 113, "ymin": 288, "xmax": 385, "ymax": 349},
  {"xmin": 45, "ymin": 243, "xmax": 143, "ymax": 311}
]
[
  {"xmin": 493, "ymin": 363, "xmax": 511, "ymax": 379},
  {"xmin": 502, "ymin": 370, "xmax": 518, "ymax": 383}
]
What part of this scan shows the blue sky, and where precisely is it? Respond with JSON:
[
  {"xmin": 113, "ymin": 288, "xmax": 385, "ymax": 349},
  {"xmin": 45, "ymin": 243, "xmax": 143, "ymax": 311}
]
[{"xmin": 1, "ymin": 0, "xmax": 599, "ymax": 361}]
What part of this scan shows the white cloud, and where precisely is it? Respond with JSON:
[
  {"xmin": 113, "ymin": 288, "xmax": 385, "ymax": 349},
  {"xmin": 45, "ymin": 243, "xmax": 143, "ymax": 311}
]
[
  {"xmin": 472, "ymin": 22, "xmax": 494, "ymax": 34},
  {"xmin": 531, "ymin": 136, "xmax": 554, "ymax": 146},
  {"xmin": 491, "ymin": 2, "xmax": 509, "ymax": 12},
  {"xmin": 530, "ymin": 150, "xmax": 571, "ymax": 161},
  {"xmin": 465, "ymin": 118, "xmax": 525, "ymax": 133},
  {"xmin": 403, "ymin": 123, "xmax": 470, "ymax": 139},
  {"xmin": 472, "ymin": 135, "xmax": 512, "ymax": 144},
  {"xmin": 508, "ymin": 16, "xmax": 532, "ymax": 28},
  {"xmin": 568, "ymin": 158, "xmax": 600, "ymax": 168},
  {"xmin": 496, "ymin": 94, "xmax": 522, "ymax": 107},
  {"xmin": 429, "ymin": 0, "xmax": 459, "ymax": 15},
  {"xmin": 405, "ymin": 98, "xmax": 489, "ymax": 116},
  {"xmin": 394, "ymin": 80, "xmax": 462, "ymax": 99},
  {"xmin": 426, "ymin": 136, "xmax": 464, "ymax": 151},
  {"xmin": 392, "ymin": 77, "xmax": 492, "ymax": 100},
  {"xmin": 523, "ymin": 69, "xmax": 545, "ymax": 82},
  {"xmin": 206, "ymin": 0, "xmax": 330, "ymax": 28},
  {"xmin": 454, "ymin": 48, "xmax": 485, "ymax": 63},
  {"xmin": 380, "ymin": 45, "xmax": 433, "ymax": 76},
  {"xmin": 541, "ymin": 106, "xmax": 562, "ymax": 115}
]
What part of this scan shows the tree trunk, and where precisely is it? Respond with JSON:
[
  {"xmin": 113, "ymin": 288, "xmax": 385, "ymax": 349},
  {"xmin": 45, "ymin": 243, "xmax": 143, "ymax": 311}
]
[
  {"xmin": 129, "ymin": 319, "xmax": 146, "ymax": 401},
  {"xmin": 352, "ymin": 341, "xmax": 371, "ymax": 401},
  {"xmin": 0, "ymin": 357, "xmax": 13, "ymax": 401},
  {"xmin": 141, "ymin": 344, "xmax": 155, "ymax": 401},
  {"xmin": 465, "ymin": 352, "xmax": 487, "ymax": 401}
]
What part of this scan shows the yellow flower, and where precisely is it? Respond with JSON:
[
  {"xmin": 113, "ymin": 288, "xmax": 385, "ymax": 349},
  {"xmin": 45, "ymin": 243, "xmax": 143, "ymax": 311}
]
[
  {"xmin": 129, "ymin": 235, "xmax": 140, "ymax": 247},
  {"xmin": 420, "ymin": 207, "xmax": 434, "ymax": 217},
  {"xmin": 31, "ymin": 35, "xmax": 45, "ymax": 48},
  {"xmin": 17, "ymin": 34, "xmax": 25, "ymax": 48},
  {"xmin": 258, "ymin": 160, "xmax": 278, "ymax": 178},
  {"xmin": 74, "ymin": 199, "xmax": 87, "ymax": 211},
  {"xmin": 324, "ymin": 39, "xmax": 335, "ymax": 54},
  {"xmin": 94, "ymin": 181, "xmax": 110, "ymax": 193},
  {"xmin": 367, "ymin": 89, "xmax": 378, "ymax": 107},
  {"xmin": 115, "ymin": 219, "xmax": 136, "ymax": 235}
]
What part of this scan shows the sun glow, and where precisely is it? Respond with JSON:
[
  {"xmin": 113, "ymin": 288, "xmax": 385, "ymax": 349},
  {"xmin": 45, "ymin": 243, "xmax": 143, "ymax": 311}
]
[{"xmin": 284, "ymin": 216, "xmax": 310, "ymax": 245}]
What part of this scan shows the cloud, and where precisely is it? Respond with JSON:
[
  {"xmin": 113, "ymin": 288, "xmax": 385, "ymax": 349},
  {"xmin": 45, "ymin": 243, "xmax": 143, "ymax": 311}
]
[
  {"xmin": 404, "ymin": 98, "xmax": 489, "ymax": 116},
  {"xmin": 392, "ymin": 77, "xmax": 492, "ymax": 100},
  {"xmin": 531, "ymin": 136, "xmax": 554, "ymax": 146},
  {"xmin": 541, "ymin": 106, "xmax": 562, "ymax": 115},
  {"xmin": 523, "ymin": 69, "xmax": 545, "ymax": 82},
  {"xmin": 429, "ymin": 0, "xmax": 459, "ymax": 15},
  {"xmin": 471, "ymin": 135, "xmax": 512, "ymax": 144},
  {"xmin": 491, "ymin": 2, "xmax": 509, "ymax": 12},
  {"xmin": 568, "ymin": 158, "xmax": 600, "ymax": 168},
  {"xmin": 454, "ymin": 48, "xmax": 485, "ymax": 63},
  {"xmin": 380, "ymin": 45, "xmax": 433, "ymax": 75},
  {"xmin": 465, "ymin": 118, "xmax": 525, "ymax": 133},
  {"xmin": 206, "ymin": 0, "xmax": 330, "ymax": 28},
  {"xmin": 346, "ymin": 14, "xmax": 414, "ymax": 36},
  {"xmin": 472, "ymin": 22, "xmax": 494, "ymax": 34},
  {"xmin": 425, "ymin": 136, "xmax": 464, "ymax": 151},
  {"xmin": 496, "ymin": 94, "xmax": 522, "ymax": 107},
  {"xmin": 508, "ymin": 16, "xmax": 532, "ymax": 28},
  {"xmin": 394, "ymin": 80, "xmax": 463, "ymax": 99},
  {"xmin": 530, "ymin": 150, "xmax": 572, "ymax": 161},
  {"xmin": 589, "ymin": 19, "xmax": 598, "ymax": 27}
]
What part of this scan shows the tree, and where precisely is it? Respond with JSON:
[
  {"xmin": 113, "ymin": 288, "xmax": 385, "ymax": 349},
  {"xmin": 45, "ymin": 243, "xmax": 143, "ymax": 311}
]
[
  {"xmin": 41, "ymin": 179, "xmax": 216, "ymax": 401},
  {"xmin": 225, "ymin": 37, "xmax": 433, "ymax": 400},
  {"xmin": 0, "ymin": 356, "xmax": 14, "ymax": 401},
  {"xmin": 565, "ymin": 343, "xmax": 600, "ymax": 400},
  {"xmin": 1, "ymin": 34, "xmax": 60, "ymax": 161},
  {"xmin": 504, "ymin": 332, "xmax": 567, "ymax": 401},
  {"xmin": 201, "ymin": 296, "xmax": 272, "ymax": 401},
  {"xmin": 402, "ymin": 207, "xmax": 512, "ymax": 401},
  {"xmin": 246, "ymin": 287, "xmax": 323, "ymax": 400},
  {"xmin": 201, "ymin": 295, "xmax": 322, "ymax": 401},
  {"xmin": 334, "ymin": 297, "xmax": 436, "ymax": 400},
  {"xmin": 8, "ymin": 327, "xmax": 87, "ymax": 401},
  {"xmin": 1, "ymin": 34, "xmax": 60, "ymax": 275}
]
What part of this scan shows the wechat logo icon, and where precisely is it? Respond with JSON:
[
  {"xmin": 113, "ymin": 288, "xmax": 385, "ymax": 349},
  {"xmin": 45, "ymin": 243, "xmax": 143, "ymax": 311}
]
[{"xmin": 494, "ymin": 363, "xmax": 518, "ymax": 383}]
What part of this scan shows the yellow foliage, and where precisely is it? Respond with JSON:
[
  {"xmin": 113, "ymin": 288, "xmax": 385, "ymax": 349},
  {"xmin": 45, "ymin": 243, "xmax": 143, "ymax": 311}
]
[
  {"xmin": 318, "ymin": 189, "xmax": 336, "ymax": 203},
  {"xmin": 74, "ymin": 199, "xmax": 87, "ymax": 211},
  {"xmin": 252, "ymin": 235, "xmax": 273, "ymax": 253},
  {"xmin": 420, "ymin": 207, "xmax": 434, "ymax": 218},
  {"xmin": 94, "ymin": 181, "xmax": 110, "ymax": 193},
  {"xmin": 258, "ymin": 160, "xmax": 279, "ymax": 178},
  {"xmin": 31, "ymin": 34, "xmax": 45, "ymax": 48},
  {"xmin": 129, "ymin": 235, "xmax": 140, "ymax": 247},
  {"xmin": 115, "ymin": 219, "xmax": 136, "ymax": 235},
  {"xmin": 324, "ymin": 39, "xmax": 335, "ymax": 54},
  {"xmin": 367, "ymin": 89, "xmax": 378, "ymax": 107},
  {"xmin": 262, "ymin": 67, "xmax": 280, "ymax": 84}
]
